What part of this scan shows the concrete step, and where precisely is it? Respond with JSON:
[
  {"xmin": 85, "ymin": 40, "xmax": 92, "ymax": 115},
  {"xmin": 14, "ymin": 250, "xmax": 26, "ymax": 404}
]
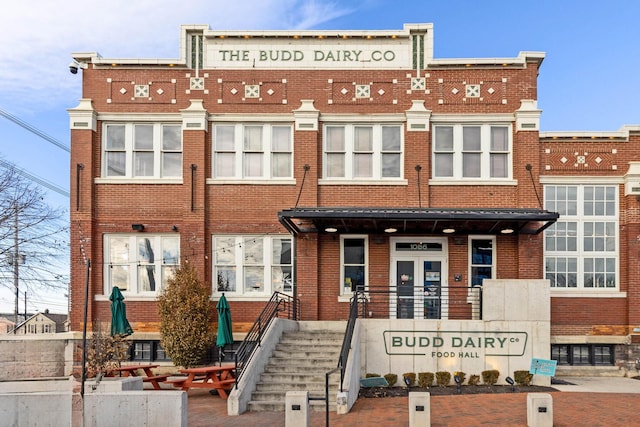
[
  {"xmin": 279, "ymin": 332, "xmax": 344, "ymax": 342},
  {"xmin": 267, "ymin": 356, "xmax": 337, "ymax": 366},
  {"xmin": 247, "ymin": 326, "xmax": 344, "ymax": 412},
  {"xmin": 263, "ymin": 363, "xmax": 335, "ymax": 374},
  {"xmin": 247, "ymin": 399, "xmax": 336, "ymax": 412},
  {"xmin": 250, "ymin": 390, "xmax": 337, "ymax": 402},
  {"xmin": 254, "ymin": 382, "xmax": 340, "ymax": 393},
  {"xmin": 274, "ymin": 343, "xmax": 341, "ymax": 353},
  {"xmin": 259, "ymin": 372, "xmax": 341, "ymax": 383}
]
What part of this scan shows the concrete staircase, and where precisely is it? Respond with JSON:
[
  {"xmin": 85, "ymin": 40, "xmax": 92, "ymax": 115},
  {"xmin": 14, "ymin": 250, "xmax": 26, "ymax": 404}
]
[{"xmin": 247, "ymin": 328, "xmax": 344, "ymax": 412}]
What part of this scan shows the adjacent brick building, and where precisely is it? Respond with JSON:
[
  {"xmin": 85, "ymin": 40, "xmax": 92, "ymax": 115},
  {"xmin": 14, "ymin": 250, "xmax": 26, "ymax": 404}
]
[{"xmin": 68, "ymin": 23, "xmax": 640, "ymax": 370}]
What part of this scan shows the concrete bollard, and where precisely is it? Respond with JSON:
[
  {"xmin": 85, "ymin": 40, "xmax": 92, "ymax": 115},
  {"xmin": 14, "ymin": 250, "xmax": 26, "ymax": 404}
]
[
  {"xmin": 409, "ymin": 392, "xmax": 431, "ymax": 427},
  {"xmin": 527, "ymin": 393, "xmax": 553, "ymax": 427},
  {"xmin": 336, "ymin": 391, "xmax": 348, "ymax": 414},
  {"xmin": 285, "ymin": 390, "xmax": 309, "ymax": 427}
]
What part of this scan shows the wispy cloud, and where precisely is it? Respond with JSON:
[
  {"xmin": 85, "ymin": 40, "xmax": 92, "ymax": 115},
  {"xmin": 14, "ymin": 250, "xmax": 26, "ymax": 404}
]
[{"xmin": 0, "ymin": 0, "xmax": 356, "ymax": 114}]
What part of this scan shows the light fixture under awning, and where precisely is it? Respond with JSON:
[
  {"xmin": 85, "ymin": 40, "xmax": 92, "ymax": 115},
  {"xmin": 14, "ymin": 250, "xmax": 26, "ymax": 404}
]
[{"xmin": 278, "ymin": 207, "xmax": 559, "ymax": 236}]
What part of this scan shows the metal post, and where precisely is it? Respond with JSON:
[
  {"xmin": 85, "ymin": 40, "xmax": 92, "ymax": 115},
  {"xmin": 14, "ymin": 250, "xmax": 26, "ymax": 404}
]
[{"xmin": 13, "ymin": 204, "xmax": 19, "ymax": 333}]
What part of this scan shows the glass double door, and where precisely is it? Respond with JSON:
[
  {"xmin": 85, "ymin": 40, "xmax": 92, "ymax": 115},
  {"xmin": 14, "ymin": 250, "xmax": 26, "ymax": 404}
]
[{"xmin": 394, "ymin": 258, "xmax": 445, "ymax": 319}]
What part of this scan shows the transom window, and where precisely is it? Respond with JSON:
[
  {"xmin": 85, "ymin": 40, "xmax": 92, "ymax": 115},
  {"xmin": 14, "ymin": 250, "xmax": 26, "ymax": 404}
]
[
  {"xmin": 104, "ymin": 234, "xmax": 180, "ymax": 295},
  {"xmin": 432, "ymin": 124, "xmax": 511, "ymax": 180},
  {"xmin": 324, "ymin": 124, "xmax": 402, "ymax": 180},
  {"xmin": 214, "ymin": 235, "xmax": 292, "ymax": 296},
  {"xmin": 213, "ymin": 124, "xmax": 292, "ymax": 179},
  {"xmin": 544, "ymin": 185, "xmax": 618, "ymax": 289},
  {"xmin": 103, "ymin": 123, "xmax": 182, "ymax": 178}
]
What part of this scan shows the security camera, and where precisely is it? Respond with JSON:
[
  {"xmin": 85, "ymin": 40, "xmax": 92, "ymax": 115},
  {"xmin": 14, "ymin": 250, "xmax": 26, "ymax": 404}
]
[{"xmin": 69, "ymin": 61, "xmax": 87, "ymax": 74}]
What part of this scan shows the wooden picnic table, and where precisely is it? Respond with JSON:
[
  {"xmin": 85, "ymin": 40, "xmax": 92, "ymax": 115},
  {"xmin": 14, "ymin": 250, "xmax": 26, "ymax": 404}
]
[
  {"xmin": 108, "ymin": 363, "xmax": 169, "ymax": 390},
  {"xmin": 172, "ymin": 364, "xmax": 236, "ymax": 398}
]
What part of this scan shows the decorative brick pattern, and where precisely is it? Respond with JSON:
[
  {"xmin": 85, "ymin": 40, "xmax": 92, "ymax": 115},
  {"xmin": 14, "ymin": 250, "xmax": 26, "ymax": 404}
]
[{"xmin": 107, "ymin": 78, "xmax": 177, "ymax": 104}]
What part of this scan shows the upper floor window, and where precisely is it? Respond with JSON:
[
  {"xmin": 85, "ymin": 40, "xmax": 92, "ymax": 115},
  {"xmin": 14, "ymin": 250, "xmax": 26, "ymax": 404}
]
[
  {"xmin": 432, "ymin": 124, "xmax": 511, "ymax": 180},
  {"xmin": 544, "ymin": 185, "xmax": 618, "ymax": 289},
  {"xmin": 213, "ymin": 124, "xmax": 292, "ymax": 179},
  {"xmin": 214, "ymin": 235, "xmax": 292, "ymax": 296},
  {"xmin": 104, "ymin": 234, "xmax": 180, "ymax": 295},
  {"xmin": 324, "ymin": 124, "xmax": 402, "ymax": 180},
  {"xmin": 103, "ymin": 123, "xmax": 182, "ymax": 179}
]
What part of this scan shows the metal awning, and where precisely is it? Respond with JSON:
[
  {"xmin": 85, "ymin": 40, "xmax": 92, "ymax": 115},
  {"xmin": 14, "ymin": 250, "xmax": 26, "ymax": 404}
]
[{"xmin": 278, "ymin": 207, "xmax": 559, "ymax": 235}]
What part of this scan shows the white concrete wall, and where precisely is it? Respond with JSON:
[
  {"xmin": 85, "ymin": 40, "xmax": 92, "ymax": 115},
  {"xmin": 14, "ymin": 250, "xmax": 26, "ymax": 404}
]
[
  {"xmin": 0, "ymin": 392, "xmax": 72, "ymax": 426},
  {"xmin": 83, "ymin": 391, "xmax": 186, "ymax": 427},
  {"xmin": 359, "ymin": 280, "xmax": 551, "ymax": 387}
]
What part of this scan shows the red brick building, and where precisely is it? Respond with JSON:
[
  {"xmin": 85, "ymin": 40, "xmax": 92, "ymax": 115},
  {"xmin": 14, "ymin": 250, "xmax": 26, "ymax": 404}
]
[{"xmin": 68, "ymin": 23, "xmax": 640, "ymax": 370}]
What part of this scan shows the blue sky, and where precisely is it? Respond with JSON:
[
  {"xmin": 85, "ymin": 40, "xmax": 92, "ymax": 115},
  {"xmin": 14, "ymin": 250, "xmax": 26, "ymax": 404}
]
[{"xmin": 1, "ymin": 0, "xmax": 638, "ymax": 313}]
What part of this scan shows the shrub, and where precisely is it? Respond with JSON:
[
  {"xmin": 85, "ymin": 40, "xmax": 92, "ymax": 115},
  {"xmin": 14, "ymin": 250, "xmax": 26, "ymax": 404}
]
[
  {"xmin": 481, "ymin": 370, "xmax": 500, "ymax": 385},
  {"xmin": 418, "ymin": 372, "xmax": 434, "ymax": 388},
  {"xmin": 365, "ymin": 373, "xmax": 381, "ymax": 378},
  {"xmin": 384, "ymin": 373, "xmax": 398, "ymax": 386},
  {"xmin": 468, "ymin": 374, "xmax": 481, "ymax": 385},
  {"xmin": 453, "ymin": 371, "xmax": 466, "ymax": 384},
  {"xmin": 514, "ymin": 370, "xmax": 534, "ymax": 386},
  {"xmin": 435, "ymin": 371, "xmax": 451, "ymax": 387},
  {"xmin": 158, "ymin": 262, "xmax": 214, "ymax": 368},
  {"xmin": 84, "ymin": 321, "xmax": 131, "ymax": 378},
  {"xmin": 402, "ymin": 372, "xmax": 416, "ymax": 387}
]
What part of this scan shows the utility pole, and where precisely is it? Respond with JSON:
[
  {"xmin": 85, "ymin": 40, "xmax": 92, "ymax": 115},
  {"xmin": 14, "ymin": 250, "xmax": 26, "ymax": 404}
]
[
  {"xmin": 13, "ymin": 204, "xmax": 18, "ymax": 333},
  {"xmin": 11, "ymin": 204, "xmax": 25, "ymax": 333}
]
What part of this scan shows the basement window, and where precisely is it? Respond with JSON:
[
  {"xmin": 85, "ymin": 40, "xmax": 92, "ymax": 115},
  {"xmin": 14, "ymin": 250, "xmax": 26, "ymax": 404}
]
[
  {"xmin": 551, "ymin": 344, "xmax": 614, "ymax": 366},
  {"xmin": 130, "ymin": 341, "xmax": 170, "ymax": 362}
]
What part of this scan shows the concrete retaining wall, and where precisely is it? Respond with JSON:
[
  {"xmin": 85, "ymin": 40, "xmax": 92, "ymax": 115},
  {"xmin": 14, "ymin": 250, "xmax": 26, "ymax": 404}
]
[
  {"xmin": 0, "ymin": 392, "xmax": 73, "ymax": 426},
  {"xmin": 0, "ymin": 389, "xmax": 186, "ymax": 427},
  {"xmin": 83, "ymin": 391, "xmax": 186, "ymax": 427},
  {"xmin": 0, "ymin": 336, "xmax": 69, "ymax": 380}
]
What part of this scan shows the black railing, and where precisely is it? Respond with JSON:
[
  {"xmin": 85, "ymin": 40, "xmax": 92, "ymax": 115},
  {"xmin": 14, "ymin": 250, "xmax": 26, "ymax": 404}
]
[
  {"xmin": 359, "ymin": 285, "xmax": 483, "ymax": 320},
  {"xmin": 338, "ymin": 291, "xmax": 361, "ymax": 386},
  {"xmin": 234, "ymin": 291, "xmax": 297, "ymax": 387},
  {"xmin": 315, "ymin": 291, "xmax": 364, "ymax": 427}
]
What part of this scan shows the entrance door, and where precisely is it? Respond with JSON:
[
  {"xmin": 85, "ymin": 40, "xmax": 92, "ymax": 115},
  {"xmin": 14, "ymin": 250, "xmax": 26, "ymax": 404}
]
[{"xmin": 391, "ymin": 238, "xmax": 447, "ymax": 319}]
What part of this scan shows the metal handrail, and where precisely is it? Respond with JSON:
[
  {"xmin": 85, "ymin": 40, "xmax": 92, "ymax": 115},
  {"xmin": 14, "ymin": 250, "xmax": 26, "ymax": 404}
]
[
  {"xmin": 358, "ymin": 284, "xmax": 483, "ymax": 320},
  {"xmin": 337, "ymin": 291, "xmax": 361, "ymax": 387},
  {"xmin": 234, "ymin": 291, "xmax": 298, "ymax": 387},
  {"xmin": 316, "ymin": 291, "xmax": 363, "ymax": 427}
]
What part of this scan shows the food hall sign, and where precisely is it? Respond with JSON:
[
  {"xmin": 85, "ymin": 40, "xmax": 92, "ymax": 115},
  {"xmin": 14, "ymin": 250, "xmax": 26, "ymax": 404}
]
[
  {"xmin": 204, "ymin": 39, "xmax": 410, "ymax": 69},
  {"xmin": 383, "ymin": 330, "xmax": 528, "ymax": 358}
]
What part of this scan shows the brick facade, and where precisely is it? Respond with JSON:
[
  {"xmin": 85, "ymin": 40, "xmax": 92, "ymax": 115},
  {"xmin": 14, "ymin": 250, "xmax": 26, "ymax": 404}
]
[{"xmin": 68, "ymin": 24, "xmax": 640, "ymax": 368}]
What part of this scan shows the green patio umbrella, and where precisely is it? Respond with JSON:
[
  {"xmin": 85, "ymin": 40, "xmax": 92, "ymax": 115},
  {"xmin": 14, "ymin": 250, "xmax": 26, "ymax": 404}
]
[
  {"xmin": 216, "ymin": 294, "xmax": 233, "ymax": 366},
  {"xmin": 110, "ymin": 286, "xmax": 133, "ymax": 337}
]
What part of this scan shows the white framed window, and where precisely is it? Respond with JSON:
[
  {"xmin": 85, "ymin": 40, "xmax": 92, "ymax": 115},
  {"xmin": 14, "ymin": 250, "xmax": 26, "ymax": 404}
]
[
  {"xmin": 469, "ymin": 236, "xmax": 495, "ymax": 287},
  {"xmin": 341, "ymin": 235, "xmax": 368, "ymax": 295},
  {"xmin": 103, "ymin": 123, "xmax": 182, "ymax": 179},
  {"xmin": 213, "ymin": 124, "xmax": 293, "ymax": 179},
  {"xmin": 544, "ymin": 185, "xmax": 618, "ymax": 289},
  {"xmin": 324, "ymin": 124, "xmax": 402, "ymax": 180},
  {"xmin": 104, "ymin": 234, "xmax": 180, "ymax": 295},
  {"xmin": 213, "ymin": 235, "xmax": 292, "ymax": 296},
  {"xmin": 432, "ymin": 124, "xmax": 511, "ymax": 180}
]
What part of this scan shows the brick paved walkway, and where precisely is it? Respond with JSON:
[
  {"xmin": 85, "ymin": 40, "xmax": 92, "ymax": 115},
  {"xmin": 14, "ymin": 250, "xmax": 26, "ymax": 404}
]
[{"xmin": 188, "ymin": 389, "xmax": 640, "ymax": 426}]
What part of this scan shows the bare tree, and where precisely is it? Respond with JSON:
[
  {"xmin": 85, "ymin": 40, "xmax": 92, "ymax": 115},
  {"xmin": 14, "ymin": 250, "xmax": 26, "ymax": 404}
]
[{"xmin": 0, "ymin": 160, "xmax": 69, "ymax": 320}]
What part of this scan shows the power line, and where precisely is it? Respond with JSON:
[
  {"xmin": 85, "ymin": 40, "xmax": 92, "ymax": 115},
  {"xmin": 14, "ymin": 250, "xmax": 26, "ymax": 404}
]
[
  {"xmin": 0, "ymin": 158, "xmax": 69, "ymax": 197},
  {"xmin": 0, "ymin": 107, "xmax": 69, "ymax": 153}
]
